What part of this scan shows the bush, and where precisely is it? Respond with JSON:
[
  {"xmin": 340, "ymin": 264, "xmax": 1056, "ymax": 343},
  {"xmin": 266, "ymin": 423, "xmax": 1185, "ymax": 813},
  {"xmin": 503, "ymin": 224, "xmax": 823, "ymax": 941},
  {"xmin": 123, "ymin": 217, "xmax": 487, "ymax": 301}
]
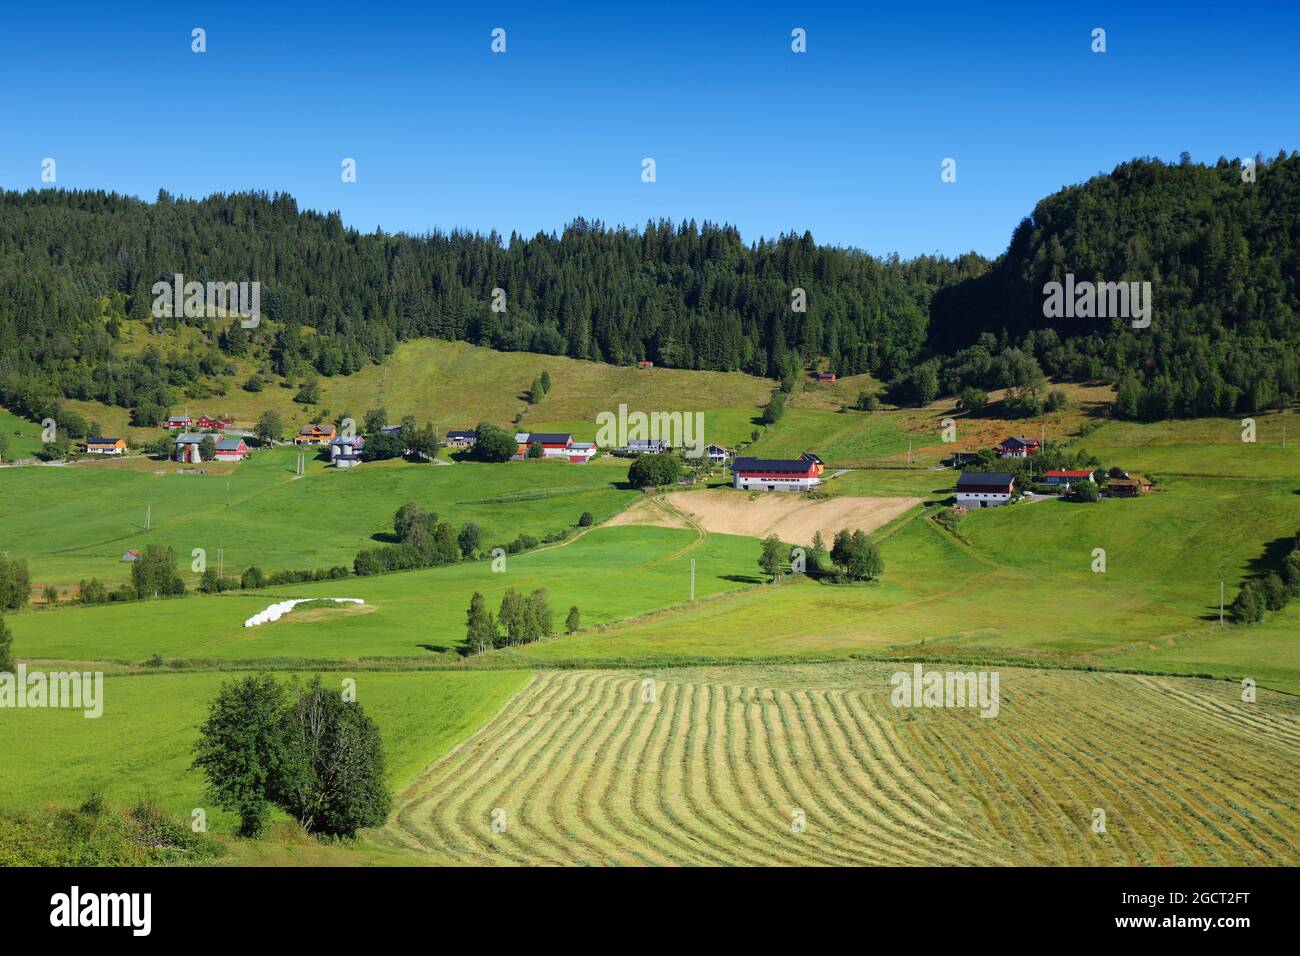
[
  {"xmin": 1072, "ymin": 481, "xmax": 1100, "ymax": 503},
  {"xmin": 628, "ymin": 452, "xmax": 681, "ymax": 488},
  {"xmin": 577, "ymin": 512, "xmax": 594, "ymax": 527},
  {"xmin": 471, "ymin": 423, "xmax": 518, "ymax": 462},
  {"xmin": 1260, "ymin": 573, "xmax": 1289, "ymax": 612},
  {"xmin": 1230, "ymin": 582, "xmax": 1265, "ymax": 624}
]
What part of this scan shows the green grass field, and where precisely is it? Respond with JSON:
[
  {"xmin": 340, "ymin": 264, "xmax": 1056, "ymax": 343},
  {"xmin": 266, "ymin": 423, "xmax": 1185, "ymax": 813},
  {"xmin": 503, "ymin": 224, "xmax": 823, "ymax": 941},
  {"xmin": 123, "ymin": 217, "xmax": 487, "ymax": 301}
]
[
  {"xmin": 7, "ymin": 526, "xmax": 760, "ymax": 663},
  {"xmin": 0, "ymin": 445, "xmax": 638, "ymax": 590},
  {"xmin": 0, "ymin": 670, "xmax": 529, "ymax": 835}
]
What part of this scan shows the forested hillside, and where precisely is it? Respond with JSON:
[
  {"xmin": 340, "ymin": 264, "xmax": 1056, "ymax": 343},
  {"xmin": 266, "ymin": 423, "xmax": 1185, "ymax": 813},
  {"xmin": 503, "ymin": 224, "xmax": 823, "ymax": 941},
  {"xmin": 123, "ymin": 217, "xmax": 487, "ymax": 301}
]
[
  {"xmin": 0, "ymin": 151, "xmax": 1296, "ymax": 427},
  {"xmin": 930, "ymin": 151, "xmax": 1300, "ymax": 418}
]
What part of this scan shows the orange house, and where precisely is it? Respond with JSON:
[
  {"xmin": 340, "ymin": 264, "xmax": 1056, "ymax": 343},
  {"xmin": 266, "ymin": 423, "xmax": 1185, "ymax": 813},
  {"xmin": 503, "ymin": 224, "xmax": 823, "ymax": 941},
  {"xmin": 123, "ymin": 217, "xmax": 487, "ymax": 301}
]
[
  {"xmin": 85, "ymin": 437, "xmax": 127, "ymax": 455},
  {"xmin": 295, "ymin": 423, "xmax": 337, "ymax": 445}
]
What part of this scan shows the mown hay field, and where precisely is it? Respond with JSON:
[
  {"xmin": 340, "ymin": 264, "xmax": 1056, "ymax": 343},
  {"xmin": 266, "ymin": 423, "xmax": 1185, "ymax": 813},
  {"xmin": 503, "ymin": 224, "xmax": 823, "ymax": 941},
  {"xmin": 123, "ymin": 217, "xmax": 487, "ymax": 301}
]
[{"xmin": 379, "ymin": 663, "xmax": 1300, "ymax": 865}]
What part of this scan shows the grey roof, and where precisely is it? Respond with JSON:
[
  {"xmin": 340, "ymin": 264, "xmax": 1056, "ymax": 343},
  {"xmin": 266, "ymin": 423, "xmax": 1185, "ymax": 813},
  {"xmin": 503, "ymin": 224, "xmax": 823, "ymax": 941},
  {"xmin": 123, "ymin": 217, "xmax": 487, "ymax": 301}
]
[
  {"xmin": 86, "ymin": 436, "xmax": 122, "ymax": 444},
  {"xmin": 215, "ymin": 437, "xmax": 245, "ymax": 451},
  {"xmin": 523, "ymin": 432, "xmax": 572, "ymax": 445},
  {"xmin": 732, "ymin": 456, "xmax": 819, "ymax": 474},
  {"xmin": 957, "ymin": 472, "xmax": 1016, "ymax": 486},
  {"xmin": 174, "ymin": 433, "xmax": 206, "ymax": 443},
  {"xmin": 446, "ymin": 430, "xmax": 477, "ymax": 439}
]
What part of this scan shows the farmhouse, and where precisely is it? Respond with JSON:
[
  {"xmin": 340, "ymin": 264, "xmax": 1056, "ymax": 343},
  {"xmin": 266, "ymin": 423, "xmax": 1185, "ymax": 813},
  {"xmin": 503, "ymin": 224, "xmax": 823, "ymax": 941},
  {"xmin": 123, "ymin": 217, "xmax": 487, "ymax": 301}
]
[
  {"xmin": 214, "ymin": 437, "xmax": 249, "ymax": 462},
  {"xmin": 621, "ymin": 438, "xmax": 672, "ymax": 455},
  {"xmin": 330, "ymin": 434, "xmax": 364, "ymax": 468},
  {"xmin": 705, "ymin": 443, "xmax": 732, "ymax": 463},
  {"xmin": 946, "ymin": 451, "xmax": 982, "ymax": 467},
  {"xmin": 637, "ymin": 360, "xmax": 654, "ymax": 369},
  {"xmin": 84, "ymin": 437, "xmax": 126, "ymax": 455},
  {"xmin": 995, "ymin": 436, "xmax": 1042, "ymax": 458},
  {"xmin": 514, "ymin": 432, "xmax": 595, "ymax": 460},
  {"xmin": 121, "ymin": 549, "xmax": 141, "ymax": 562},
  {"xmin": 1043, "ymin": 469, "xmax": 1093, "ymax": 489},
  {"xmin": 956, "ymin": 472, "xmax": 1016, "ymax": 508},
  {"xmin": 295, "ymin": 423, "xmax": 337, "ymax": 445},
  {"xmin": 174, "ymin": 432, "xmax": 205, "ymax": 463},
  {"xmin": 815, "ymin": 371, "xmax": 838, "ymax": 382},
  {"xmin": 730, "ymin": 452, "xmax": 824, "ymax": 492},
  {"xmin": 445, "ymin": 429, "xmax": 477, "ymax": 448},
  {"xmin": 164, "ymin": 415, "xmax": 190, "ymax": 430},
  {"xmin": 1108, "ymin": 474, "xmax": 1151, "ymax": 496},
  {"xmin": 196, "ymin": 416, "xmax": 234, "ymax": 430}
]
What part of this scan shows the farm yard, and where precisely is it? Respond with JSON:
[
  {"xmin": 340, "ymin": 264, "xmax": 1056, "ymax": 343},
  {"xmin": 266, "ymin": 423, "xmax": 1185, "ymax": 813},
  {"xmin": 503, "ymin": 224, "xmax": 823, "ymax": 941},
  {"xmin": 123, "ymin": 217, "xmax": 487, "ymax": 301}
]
[{"xmin": 1, "ymin": 361, "xmax": 1298, "ymax": 867}]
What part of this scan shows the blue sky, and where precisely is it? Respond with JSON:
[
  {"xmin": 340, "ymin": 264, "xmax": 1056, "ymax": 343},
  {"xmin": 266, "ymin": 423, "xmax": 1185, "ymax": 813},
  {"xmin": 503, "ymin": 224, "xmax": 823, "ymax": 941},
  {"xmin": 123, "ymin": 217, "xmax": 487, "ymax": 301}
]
[{"xmin": 0, "ymin": 1, "xmax": 1296, "ymax": 257}]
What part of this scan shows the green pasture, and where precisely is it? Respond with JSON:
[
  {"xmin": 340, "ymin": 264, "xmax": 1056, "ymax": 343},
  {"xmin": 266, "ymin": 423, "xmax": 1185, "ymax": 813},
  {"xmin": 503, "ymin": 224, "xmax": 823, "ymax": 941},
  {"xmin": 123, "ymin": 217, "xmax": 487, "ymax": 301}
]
[
  {"xmin": 0, "ymin": 669, "xmax": 530, "ymax": 833},
  {"xmin": 7, "ymin": 526, "xmax": 760, "ymax": 663},
  {"xmin": 0, "ymin": 446, "xmax": 637, "ymax": 589}
]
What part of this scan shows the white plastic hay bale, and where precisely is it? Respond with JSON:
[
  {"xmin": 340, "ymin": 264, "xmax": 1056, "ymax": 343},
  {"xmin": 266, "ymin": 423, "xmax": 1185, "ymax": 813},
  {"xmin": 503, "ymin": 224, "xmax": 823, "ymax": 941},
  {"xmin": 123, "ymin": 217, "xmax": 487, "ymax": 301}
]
[{"xmin": 244, "ymin": 597, "xmax": 364, "ymax": 628}]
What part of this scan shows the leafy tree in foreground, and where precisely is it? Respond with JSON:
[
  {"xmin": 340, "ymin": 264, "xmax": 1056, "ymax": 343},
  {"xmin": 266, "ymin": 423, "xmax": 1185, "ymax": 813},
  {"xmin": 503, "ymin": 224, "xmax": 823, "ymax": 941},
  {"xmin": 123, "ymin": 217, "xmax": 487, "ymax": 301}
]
[
  {"xmin": 192, "ymin": 675, "xmax": 288, "ymax": 838},
  {"xmin": 565, "ymin": 606, "xmax": 581, "ymax": 634},
  {"xmin": 273, "ymin": 679, "xmax": 390, "ymax": 838}
]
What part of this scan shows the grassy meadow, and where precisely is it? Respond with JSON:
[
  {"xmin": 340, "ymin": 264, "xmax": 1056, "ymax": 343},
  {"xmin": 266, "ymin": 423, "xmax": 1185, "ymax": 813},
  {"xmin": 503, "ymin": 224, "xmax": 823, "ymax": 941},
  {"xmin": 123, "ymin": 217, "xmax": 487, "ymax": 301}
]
[
  {"xmin": 0, "ymin": 670, "xmax": 530, "ymax": 834},
  {"xmin": 4, "ymin": 351, "xmax": 1299, "ymax": 865}
]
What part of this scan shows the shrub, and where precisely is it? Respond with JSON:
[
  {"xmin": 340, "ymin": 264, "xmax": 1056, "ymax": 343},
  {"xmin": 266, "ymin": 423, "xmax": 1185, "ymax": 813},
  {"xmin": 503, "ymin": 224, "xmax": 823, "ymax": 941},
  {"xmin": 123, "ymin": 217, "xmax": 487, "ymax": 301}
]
[{"xmin": 577, "ymin": 511, "xmax": 594, "ymax": 527}]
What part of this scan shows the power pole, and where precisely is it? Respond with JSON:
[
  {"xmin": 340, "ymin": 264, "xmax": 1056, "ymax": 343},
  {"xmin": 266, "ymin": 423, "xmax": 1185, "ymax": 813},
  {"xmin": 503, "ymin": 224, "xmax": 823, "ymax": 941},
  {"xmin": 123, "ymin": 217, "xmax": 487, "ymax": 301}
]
[
  {"xmin": 690, "ymin": 559, "xmax": 696, "ymax": 602},
  {"xmin": 217, "ymin": 548, "xmax": 224, "ymax": 578},
  {"xmin": 907, "ymin": 439, "xmax": 912, "ymax": 467},
  {"xmin": 145, "ymin": 504, "xmax": 151, "ymax": 531},
  {"xmin": 1220, "ymin": 580, "xmax": 1225, "ymax": 626}
]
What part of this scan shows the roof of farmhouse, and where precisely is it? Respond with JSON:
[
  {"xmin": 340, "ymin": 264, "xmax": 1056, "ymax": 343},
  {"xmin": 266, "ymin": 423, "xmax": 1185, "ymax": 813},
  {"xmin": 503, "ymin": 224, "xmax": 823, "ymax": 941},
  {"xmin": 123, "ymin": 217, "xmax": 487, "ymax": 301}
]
[
  {"xmin": 957, "ymin": 472, "xmax": 1016, "ymax": 485},
  {"xmin": 523, "ymin": 433, "xmax": 572, "ymax": 444},
  {"xmin": 731, "ymin": 456, "xmax": 818, "ymax": 473}
]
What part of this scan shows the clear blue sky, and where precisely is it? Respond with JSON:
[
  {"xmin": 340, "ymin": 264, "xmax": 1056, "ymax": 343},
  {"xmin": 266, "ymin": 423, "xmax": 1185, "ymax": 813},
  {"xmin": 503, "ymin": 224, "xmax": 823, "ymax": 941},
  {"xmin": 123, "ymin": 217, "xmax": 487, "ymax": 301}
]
[{"xmin": 1, "ymin": 1, "xmax": 1296, "ymax": 258}]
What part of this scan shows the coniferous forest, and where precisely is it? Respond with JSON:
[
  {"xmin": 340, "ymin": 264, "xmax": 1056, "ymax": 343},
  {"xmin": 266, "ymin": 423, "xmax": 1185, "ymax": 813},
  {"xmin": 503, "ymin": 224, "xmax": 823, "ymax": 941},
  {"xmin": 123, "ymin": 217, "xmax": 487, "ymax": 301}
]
[{"xmin": 0, "ymin": 152, "xmax": 1296, "ymax": 425}]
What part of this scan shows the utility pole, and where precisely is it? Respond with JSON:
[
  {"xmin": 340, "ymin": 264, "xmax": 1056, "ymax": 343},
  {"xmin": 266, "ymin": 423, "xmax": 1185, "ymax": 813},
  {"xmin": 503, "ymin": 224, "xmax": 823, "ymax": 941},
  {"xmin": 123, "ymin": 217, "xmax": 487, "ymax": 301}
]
[
  {"xmin": 1220, "ymin": 580, "xmax": 1225, "ymax": 626},
  {"xmin": 217, "ymin": 548, "xmax": 224, "ymax": 578},
  {"xmin": 907, "ymin": 439, "xmax": 913, "ymax": 467},
  {"xmin": 690, "ymin": 559, "xmax": 696, "ymax": 602},
  {"xmin": 144, "ymin": 504, "xmax": 151, "ymax": 531}
]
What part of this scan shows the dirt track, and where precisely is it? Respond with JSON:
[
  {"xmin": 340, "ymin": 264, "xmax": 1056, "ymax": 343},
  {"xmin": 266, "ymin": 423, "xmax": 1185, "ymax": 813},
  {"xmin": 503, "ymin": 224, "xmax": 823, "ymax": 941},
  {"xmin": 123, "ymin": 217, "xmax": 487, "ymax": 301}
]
[{"xmin": 611, "ymin": 490, "xmax": 920, "ymax": 545}]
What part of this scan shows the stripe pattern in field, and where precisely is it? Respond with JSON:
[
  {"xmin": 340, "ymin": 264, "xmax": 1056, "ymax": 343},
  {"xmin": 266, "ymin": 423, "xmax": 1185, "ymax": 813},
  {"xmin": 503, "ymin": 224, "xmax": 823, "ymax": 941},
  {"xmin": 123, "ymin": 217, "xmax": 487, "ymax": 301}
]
[{"xmin": 379, "ymin": 666, "xmax": 1300, "ymax": 865}]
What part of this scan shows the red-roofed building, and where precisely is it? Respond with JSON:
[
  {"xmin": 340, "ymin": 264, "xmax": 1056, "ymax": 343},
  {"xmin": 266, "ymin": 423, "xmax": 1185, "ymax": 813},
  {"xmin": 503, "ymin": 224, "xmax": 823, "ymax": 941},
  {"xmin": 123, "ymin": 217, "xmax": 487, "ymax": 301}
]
[{"xmin": 1042, "ymin": 469, "xmax": 1094, "ymax": 489}]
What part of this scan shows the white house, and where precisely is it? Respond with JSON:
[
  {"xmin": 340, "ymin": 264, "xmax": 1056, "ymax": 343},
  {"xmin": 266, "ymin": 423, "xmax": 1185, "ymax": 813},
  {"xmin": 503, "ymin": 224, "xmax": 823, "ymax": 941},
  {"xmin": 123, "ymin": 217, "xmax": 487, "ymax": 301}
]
[
  {"xmin": 955, "ymin": 472, "xmax": 1016, "ymax": 508},
  {"xmin": 730, "ymin": 453, "xmax": 824, "ymax": 492}
]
